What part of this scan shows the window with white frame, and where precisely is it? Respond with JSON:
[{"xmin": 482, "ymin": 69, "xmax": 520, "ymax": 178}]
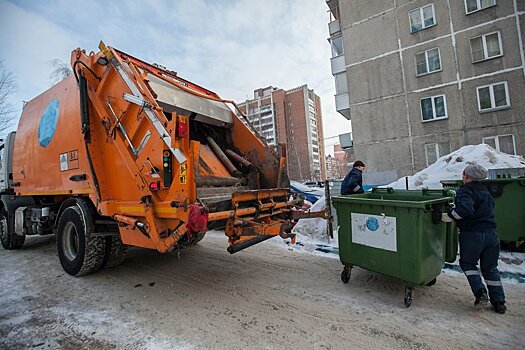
[
  {"xmin": 331, "ymin": 35, "xmax": 344, "ymax": 57},
  {"xmin": 409, "ymin": 4, "xmax": 436, "ymax": 33},
  {"xmin": 477, "ymin": 81, "xmax": 509, "ymax": 111},
  {"xmin": 420, "ymin": 95, "xmax": 447, "ymax": 121},
  {"xmin": 334, "ymin": 73, "xmax": 348, "ymax": 94},
  {"xmin": 415, "ymin": 48, "xmax": 441, "ymax": 76},
  {"xmin": 465, "ymin": 0, "xmax": 496, "ymax": 14},
  {"xmin": 425, "ymin": 142, "xmax": 451, "ymax": 166},
  {"xmin": 483, "ymin": 134, "xmax": 516, "ymax": 155},
  {"xmin": 470, "ymin": 31, "xmax": 502, "ymax": 62}
]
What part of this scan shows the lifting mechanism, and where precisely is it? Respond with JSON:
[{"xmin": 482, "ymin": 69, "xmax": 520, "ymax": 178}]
[{"xmin": 72, "ymin": 41, "xmax": 331, "ymax": 254}]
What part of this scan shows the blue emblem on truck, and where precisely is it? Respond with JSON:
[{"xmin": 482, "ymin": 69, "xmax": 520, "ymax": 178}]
[
  {"xmin": 365, "ymin": 217, "xmax": 380, "ymax": 231},
  {"xmin": 38, "ymin": 98, "xmax": 60, "ymax": 147}
]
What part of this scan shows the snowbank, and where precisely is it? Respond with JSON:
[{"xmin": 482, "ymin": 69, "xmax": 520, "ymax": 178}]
[{"xmin": 387, "ymin": 144, "xmax": 525, "ymax": 189}]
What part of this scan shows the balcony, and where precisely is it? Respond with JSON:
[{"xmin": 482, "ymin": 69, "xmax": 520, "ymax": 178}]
[
  {"xmin": 329, "ymin": 19, "xmax": 340, "ymax": 35},
  {"xmin": 335, "ymin": 93, "xmax": 351, "ymax": 119},
  {"xmin": 326, "ymin": 0, "xmax": 339, "ymax": 17},
  {"xmin": 330, "ymin": 55, "xmax": 345, "ymax": 75}
]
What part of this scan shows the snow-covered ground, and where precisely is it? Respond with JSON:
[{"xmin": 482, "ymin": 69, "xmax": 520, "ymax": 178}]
[
  {"xmin": 2, "ymin": 233, "xmax": 524, "ymax": 349},
  {"xmin": 287, "ymin": 144, "xmax": 525, "ymax": 284}
]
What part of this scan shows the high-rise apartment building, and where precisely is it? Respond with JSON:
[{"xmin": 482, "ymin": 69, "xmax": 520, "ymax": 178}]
[
  {"xmin": 326, "ymin": 0, "xmax": 525, "ymax": 183},
  {"xmin": 238, "ymin": 85, "xmax": 326, "ymax": 182},
  {"xmin": 325, "ymin": 154, "xmax": 341, "ymax": 179}
]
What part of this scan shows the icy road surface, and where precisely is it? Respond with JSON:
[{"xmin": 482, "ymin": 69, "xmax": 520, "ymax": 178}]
[{"xmin": 1, "ymin": 232, "xmax": 524, "ymax": 349}]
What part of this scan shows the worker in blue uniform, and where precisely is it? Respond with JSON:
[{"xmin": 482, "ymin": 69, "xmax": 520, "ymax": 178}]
[
  {"xmin": 340, "ymin": 160, "xmax": 365, "ymax": 195},
  {"xmin": 446, "ymin": 164, "xmax": 506, "ymax": 314}
]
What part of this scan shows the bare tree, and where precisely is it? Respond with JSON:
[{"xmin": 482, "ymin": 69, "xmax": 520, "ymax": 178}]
[
  {"xmin": 49, "ymin": 59, "xmax": 73, "ymax": 84},
  {"xmin": 0, "ymin": 59, "xmax": 17, "ymax": 135}
]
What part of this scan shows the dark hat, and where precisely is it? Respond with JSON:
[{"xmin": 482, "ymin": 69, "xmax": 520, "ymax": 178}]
[
  {"xmin": 353, "ymin": 160, "xmax": 365, "ymax": 167},
  {"xmin": 463, "ymin": 164, "xmax": 487, "ymax": 181}
]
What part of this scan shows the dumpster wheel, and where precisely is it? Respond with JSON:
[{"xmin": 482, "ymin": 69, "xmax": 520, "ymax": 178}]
[
  {"xmin": 404, "ymin": 287, "xmax": 413, "ymax": 307},
  {"xmin": 341, "ymin": 266, "xmax": 351, "ymax": 284},
  {"xmin": 426, "ymin": 278, "xmax": 437, "ymax": 287}
]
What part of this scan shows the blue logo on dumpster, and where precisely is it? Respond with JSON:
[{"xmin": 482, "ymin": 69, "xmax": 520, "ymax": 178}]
[
  {"xmin": 366, "ymin": 217, "xmax": 379, "ymax": 231},
  {"xmin": 38, "ymin": 98, "xmax": 60, "ymax": 147}
]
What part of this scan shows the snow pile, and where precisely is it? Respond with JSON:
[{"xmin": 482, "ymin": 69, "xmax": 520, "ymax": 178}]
[{"xmin": 387, "ymin": 144, "xmax": 525, "ymax": 189}]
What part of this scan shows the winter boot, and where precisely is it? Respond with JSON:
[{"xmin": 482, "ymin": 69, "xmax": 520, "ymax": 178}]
[
  {"xmin": 492, "ymin": 302, "xmax": 506, "ymax": 314},
  {"xmin": 474, "ymin": 288, "xmax": 488, "ymax": 306}
]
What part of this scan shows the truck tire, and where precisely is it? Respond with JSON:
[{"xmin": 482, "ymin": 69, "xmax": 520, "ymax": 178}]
[
  {"xmin": 0, "ymin": 208, "xmax": 25, "ymax": 250},
  {"xmin": 101, "ymin": 235, "xmax": 128, "ymax": 269},
  {"xmin": 56, "ymin": 205, "xmax": 106, "ymax": 276}
]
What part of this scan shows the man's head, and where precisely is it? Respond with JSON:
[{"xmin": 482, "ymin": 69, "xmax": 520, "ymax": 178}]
[
  {"xmin": 462, "ymin": 164, "xmax": 487, "ymax": 183},
  {"xmin": 353, "ymin": 160, "xmax": 365, "ymax": 172}
]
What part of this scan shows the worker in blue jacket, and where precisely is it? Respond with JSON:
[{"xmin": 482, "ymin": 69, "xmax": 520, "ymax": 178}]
[
  {"xmin": 447, "ymin": 164, "xmax": 506, "ymax": 314},
  {"xmin": 340, "ymin": 160, "xmax": 365, "ymax": 195}
]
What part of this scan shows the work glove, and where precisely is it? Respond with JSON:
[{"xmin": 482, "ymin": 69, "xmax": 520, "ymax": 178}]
[{"xmin": 441, "ymin": 212, "xmax": 452, "ymax": 223}]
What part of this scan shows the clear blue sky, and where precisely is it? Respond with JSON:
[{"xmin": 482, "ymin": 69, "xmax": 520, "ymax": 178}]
[{"xmin": 0, "ymin": 0, "xmax": 350, "ymax": 154}]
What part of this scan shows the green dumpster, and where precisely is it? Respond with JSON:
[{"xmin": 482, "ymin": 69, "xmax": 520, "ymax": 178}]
[
  {"xmin": 332, "ymin": 188, "xmax": 457, "ymax": 307},
  {"xmin": 441, "ymin": 178, "xmax": 525, "ymax": 250}
]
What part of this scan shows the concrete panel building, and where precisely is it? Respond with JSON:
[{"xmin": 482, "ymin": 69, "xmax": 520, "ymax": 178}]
[
  {"xmin": 326, "ymin": 0, "xmax": 525, "ymax": 183},
  {"xmin": 238, "ymin": 85, "xmax": 326, "ymax": 182}
]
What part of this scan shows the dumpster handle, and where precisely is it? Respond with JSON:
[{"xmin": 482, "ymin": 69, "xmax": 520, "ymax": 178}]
[
  {"xmin": 371, "ymin": 187, "xmax": 394, "ymax": 194},
  {"xmin": 424, "ymin": 204, "xmax": 443, "ymax": 225}
]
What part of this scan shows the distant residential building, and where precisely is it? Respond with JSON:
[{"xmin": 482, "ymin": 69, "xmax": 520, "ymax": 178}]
[
  {"xmin": 325, "ymin": 154, "xmax": 341, "ymax": 179},
  {"xmin": 238, "ymin": 85, "xmax": 326, "ymax": 181},
  {"xmin": 326, "ymin": 0, "xmax": 525, "ymax": 183},
  {"xmin": 334, "ymin": 143, "xmax": 353, "ymax": 178}
]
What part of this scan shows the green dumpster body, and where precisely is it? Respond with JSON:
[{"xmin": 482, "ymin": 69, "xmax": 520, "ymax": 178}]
[
  {"xmin": 333, "ymin": 188, "xmax": 457, "ymax": 286},
  {"xmin": 441, "ymin": 179, "xmax": 525, "ymax": 243}
]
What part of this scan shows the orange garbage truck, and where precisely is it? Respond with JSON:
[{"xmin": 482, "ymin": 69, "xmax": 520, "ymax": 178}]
[{"xmin": 0, "ymin": 42, "xmax": 330, "ymax": 276}]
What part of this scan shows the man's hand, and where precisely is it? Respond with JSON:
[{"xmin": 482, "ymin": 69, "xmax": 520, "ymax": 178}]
[{"xmin": 441, "ymin": 212, "xmax": 452, "ymax": 223}]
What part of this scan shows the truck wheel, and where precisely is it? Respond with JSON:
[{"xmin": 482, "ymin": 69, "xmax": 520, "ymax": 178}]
[
  {"xmin": 101, "ymin": 235, "xmax": 128, "ymax": 269},
  {"xmin": 0, "ymin": 208, "xmax": 25, "ymax": 250},
  {"xmin": 56, "ymin": 205, "xmax": 106, "ymax": 276}
]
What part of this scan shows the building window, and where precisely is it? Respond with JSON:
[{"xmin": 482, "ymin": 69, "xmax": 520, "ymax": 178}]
[
  {"xmin": 334, "ymin": 73, "xmax": 348, "ymax": 94},
  {"xmin": 483, "ymin": 134, "xmax": 516, "ymax": 155},
  {"xmin": 470, "ymin": 31, "xmax": 502, "ymax": 63},
  {"xmin": 420, "ymin": 95, "xmax": 447, "ymax": 122},
  {"xmin": 409, "ymin": 4, "xmax": 436, "ymax": 33},
  {"xmin": 331, "ymin": 35, "xmax": 344, "ymax": 57},
  {"xmin": 465, "ymin": 0, "xmax": 496, "ymax": 14},
  {"xmin": 476, "ymin": 81, "xmax": 509, "ymax": 112},
  {"xmin": 425, "ymin": 143, "xmax": 439, "ymax": 165},
  {"xmin": 425, "ymin": 142, "xmax": 450, "ymax": 166},
  {"xmin": 415, "ymin": 48, "xmax": 441, "ymax": 76}
]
